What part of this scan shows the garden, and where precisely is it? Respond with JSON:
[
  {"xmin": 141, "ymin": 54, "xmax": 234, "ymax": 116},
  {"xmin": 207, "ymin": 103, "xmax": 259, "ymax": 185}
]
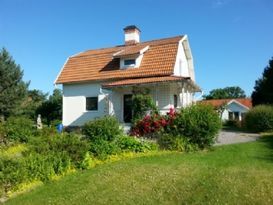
[
  {"xmin": 0, "ymin": 102, "xmax": 224, "ymax": 201},
  {"xmin": 1, "ymin": 99, "xmax": 273, "ymax": 203}
]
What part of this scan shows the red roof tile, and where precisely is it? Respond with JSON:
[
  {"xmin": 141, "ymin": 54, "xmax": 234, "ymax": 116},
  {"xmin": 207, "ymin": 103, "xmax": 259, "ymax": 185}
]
[
  {"xmin": 102, "ymin": 76, "xmax": 186, "ymax": 88},
  {"xmin": 55, "ymin": 36, "xmax": 183, "ymax": 84},
  {"xmin": 200, "ymin": 98, "xmax": 252, "ymax": 109}
]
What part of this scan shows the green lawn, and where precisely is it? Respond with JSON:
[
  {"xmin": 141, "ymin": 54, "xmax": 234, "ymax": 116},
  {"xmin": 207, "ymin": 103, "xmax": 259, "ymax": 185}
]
[{"xmin": 6, "ymin": 135, "xmax": 273, "ymax": 205}]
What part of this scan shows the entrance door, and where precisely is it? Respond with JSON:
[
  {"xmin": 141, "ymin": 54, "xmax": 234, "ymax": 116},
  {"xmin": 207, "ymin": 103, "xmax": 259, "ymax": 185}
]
[{"xmin": 123, "ymin": 94, "xmax": 132, "ymax": 123}]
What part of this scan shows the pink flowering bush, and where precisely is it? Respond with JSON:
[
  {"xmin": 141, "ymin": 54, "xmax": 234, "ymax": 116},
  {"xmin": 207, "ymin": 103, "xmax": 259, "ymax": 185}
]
[
  {"xmin": 130, "ymin": 108, "xmax": 177, "ymax": 137},
  {"xmin": 131, "ymin": 104, "xmax": 221, "ymax": 148}
]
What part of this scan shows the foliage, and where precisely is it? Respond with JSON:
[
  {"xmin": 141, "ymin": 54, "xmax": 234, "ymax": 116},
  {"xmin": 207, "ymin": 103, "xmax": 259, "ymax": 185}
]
[
  {"xmin": 0, "ymin": 48, "xmax": 29, "ymax": 119},
  {"xmin": 0, "ymin": 133, "xmax": 90, "ymax": 197},
  {"xmin": 224, "ymin": 120, "xmax": 239, "ymax": 128},
  {"xmin": 82, "ymin": 116, "xmax": 122, "ymax": 142},
  {"xmin": 36, "ymin": 89, "xmax": 62, "ymax": 126},
  {"xmin": 89, "ymin": 140, "xmax": 120, "ymax": 160},
  {"xmin": 4, "ymin": 116, "xmax": 34, "ymax": 143},
  {"xmin": 244, "ymin": 105, "xmax": 273, "ymax": 132},
  {"xmin": 21, "ymin": 89, "xmax": 48, "ymax": 120},
  {"xmin": 23, "ymin": 152, "xmax": 71, "ymax": 181},
  {"xmin": 252, "ymin": 57, "xmax": 273, "ymax": 106},
  {"xmin": 131, "ymin": 104, "xmax": 221, "ymax": 148},
  {"xmin": 6, "ymin": 136, "xmax": 273, "ymax": 205},
  {"xmin": 158, "ymin": 134, "xmax": 198, "ymax": 152},
  {"xmin": 132, "ymin": 88, "xmax": 158, "ymax": 121},
  {"xmin": 115, "ymin": 135, "xmax": 158, "ymax": 153},
  {"xmin": 131, "ymin": 108, "xmax": 176, "ymax": 137},
  {"xmin": 34, "ymin": 126, "xmax": 58, "ymax": 137},
  {"xmin": 203, "ymin": 86, "xmax": 246, "ymax": 100},
  {"xmin": 170, "ymin": 104, "xmax": 222, "ymax": 148},
  {"xmin": 0, "ymin": 157, "xmax": 27, "ymax": 195},
  {"xmin": 0, "ymin": 122, "xmax": 6, "ymax": 145},
  {"xmin": 28, "ymin": 133, "xmax": 90, "ymax": 169}
]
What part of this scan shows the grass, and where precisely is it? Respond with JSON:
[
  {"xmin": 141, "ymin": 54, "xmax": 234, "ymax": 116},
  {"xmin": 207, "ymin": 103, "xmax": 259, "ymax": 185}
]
[{"xmin": 6, "ymin": 135, "xmax": 273, "ymax": 205}]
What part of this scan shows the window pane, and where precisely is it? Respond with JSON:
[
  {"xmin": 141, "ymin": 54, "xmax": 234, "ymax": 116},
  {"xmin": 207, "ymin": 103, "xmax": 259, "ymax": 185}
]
[
  {"xmin": 228, "ymin": 112, "xmax": 233, "ymax": 120},
  {"xmin": 124, "ymin": 59, "xmax": 136, "ymax": 66},
  {"xmin": 234, "ymin": 112, "xmax": 239, "ymax": 120},
  {"xmin": 86, "ymin": 97, "xmax": 98, "ymax": 111},
  {"xmin": 174, "ymin": 95, "xmax": 178, "ymax": 108}
]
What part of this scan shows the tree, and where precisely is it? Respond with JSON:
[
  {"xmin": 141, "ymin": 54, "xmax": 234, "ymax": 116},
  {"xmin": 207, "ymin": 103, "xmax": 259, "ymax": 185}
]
[
  {"xmin": 21, "ymin": 89, "xmax": 48, "ymax": 120},
  {"xmin": 204, "ymin": 86, "xmax": 246, "ymax": 100},
  {"xmin": 36, "ymin": 89, "xmax": 62, "ymax": 125},
  {"xmin": 0, "ymin": 48, "xmax": 28, "ymax": 119},
  {"xmin": 251, "ymin": 57, "xmax": 273, "ymax": 106}
]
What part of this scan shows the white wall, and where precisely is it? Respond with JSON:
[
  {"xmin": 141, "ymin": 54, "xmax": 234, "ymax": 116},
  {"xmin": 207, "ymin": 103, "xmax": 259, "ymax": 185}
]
[
  {"xmin": 174, "ymin": 40, "xmax": 190, "ymax": 77},
  {"xmin": 173, "ymin": 37, "xmax": 195, "ymax": 82},
  {"xmin": 63, "ymin": 81, "xmax": 195, "ymax": 126},
  {"xmin": 63, "ymin": 83, "xmax": 108, "ymax": 126},
  {"xmin": 221, "ymin": 102, "xmax": 249, "ymax": 121}
]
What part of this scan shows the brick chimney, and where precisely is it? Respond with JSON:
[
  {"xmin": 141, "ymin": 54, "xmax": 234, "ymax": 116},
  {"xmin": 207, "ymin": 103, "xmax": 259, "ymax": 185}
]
[{"xmin": 123, "ymin": 25, "xmax": 141, "ymax": 45}]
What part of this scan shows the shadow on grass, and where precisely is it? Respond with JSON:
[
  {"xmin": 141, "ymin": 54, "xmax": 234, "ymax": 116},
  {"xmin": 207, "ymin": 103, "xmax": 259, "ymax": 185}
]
[{"xmin": 255, "ymin": 135, "xmax": 273, "ymax": 163}]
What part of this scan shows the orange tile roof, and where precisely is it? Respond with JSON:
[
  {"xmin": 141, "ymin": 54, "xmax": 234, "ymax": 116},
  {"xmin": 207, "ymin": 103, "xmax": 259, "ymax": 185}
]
[
  {"xmin": 113, "ymin": 44, "xmax": 148, "ymax": 58},
  {"xmin": 55, "ymin": 36, "xmax": 183, "ymax": 84},
  {"xmin": 102, "ymin": 76, "xmax": 186, "ymax": 88},
  {"xmin": 200, "ymin": 98, "xmax": 252, "ymax": 109}
]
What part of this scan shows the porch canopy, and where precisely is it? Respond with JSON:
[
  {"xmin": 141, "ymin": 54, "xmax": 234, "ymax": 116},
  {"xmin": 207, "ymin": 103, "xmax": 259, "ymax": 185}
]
[{"xmin": 102, "ymin": 76, "xmax": 201, "ymax": 92}]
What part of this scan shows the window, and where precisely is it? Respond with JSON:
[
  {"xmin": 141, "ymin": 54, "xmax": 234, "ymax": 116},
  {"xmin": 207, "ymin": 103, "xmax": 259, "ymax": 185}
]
[
  {"xmin": 86, "ymin": 97, "xmax": 98, "ymax": 111},
  {"xmin": 124, "ymin": 59, "xmax": 136, "ymax": 66},
  {"xmin": 234, "ymin": 112, "xmax": 239, "ymax": 120},
  {"xmin": 228, "ymin": 111, "xmax": 240, "ymax": 121},
  {"xmin": 174, "ymin": 94, "xmax": 178, "ymax": 108},
  {"xmin": 228, "ymin": 112, "xmax": 233, "ymax": 120}
]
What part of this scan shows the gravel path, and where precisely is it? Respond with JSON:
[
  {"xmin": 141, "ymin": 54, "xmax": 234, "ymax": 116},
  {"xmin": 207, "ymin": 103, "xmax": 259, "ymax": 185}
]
[{"xmin": 215, "ymin": 130, "xmax": 260, "ymax": 146}]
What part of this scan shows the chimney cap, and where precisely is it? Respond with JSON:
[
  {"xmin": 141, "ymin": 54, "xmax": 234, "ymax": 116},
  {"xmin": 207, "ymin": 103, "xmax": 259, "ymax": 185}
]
[{"xmin": 123, "ymin": 25, "xmax": 141, "ymax": 32}]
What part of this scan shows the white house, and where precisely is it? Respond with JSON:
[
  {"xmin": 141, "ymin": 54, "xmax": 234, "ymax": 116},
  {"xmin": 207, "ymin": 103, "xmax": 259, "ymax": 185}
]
[
  {"xmin": 55, "ymin": 25, "xmax": 200, "ymax": 126},
  {"xmin": 200, "ymin": 98, "xmax": 252, "ymax": 121}
]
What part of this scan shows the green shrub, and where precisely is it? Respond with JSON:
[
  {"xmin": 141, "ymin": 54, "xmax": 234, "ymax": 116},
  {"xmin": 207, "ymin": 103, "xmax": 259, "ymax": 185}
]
[
  {"xmin": 35, "ymin": 126, "xmax": 58, "ymax": 137},
  {"xmin": 170, "ymin": 104, "xmax": 221, "ymax": 148},
  {"xmin": 0, "ymin": 122, "xmax": 7, "ymax": 145},
  {"xmin": 244, "ymin": 105, "xmax": 273, "ymax": 132},
  {"xmin": 89, "ymin": 139, "xmax": 120, "ymax": 160},
  {"xmin": 28, "ymin": 133, "xmax": 89, "ymax": 169},
  {"xmin": 24, "ymin": 152, "xmax": 71, "ymax": 181},
  {"xmin": 82, "ymin": 116, "xmax": 122, "ymax": 142},
  {"xmin": 115, "ymin": 135, "xmax": 158, "ymax": 152},
  {"xmin": 132, "ymin": 88, "xmax": 158, "ymax": 121},
  {"xmin": 5, "ymin": 116, "xmax": 34, "ymax": 142},
  {"xmin": 0, "ymin": 134, "xmax": 90, "ymax": 196},
  {"xmin": 0, "ymin": 157, "xmax": 27, "ymax": 195},
  {"xmin": 158, "ymin": 134, "xmax": 197, "ymax": 152},
  {"xmin": 224, "ymin": 120, "xmax": 238, "ymax": 127}
]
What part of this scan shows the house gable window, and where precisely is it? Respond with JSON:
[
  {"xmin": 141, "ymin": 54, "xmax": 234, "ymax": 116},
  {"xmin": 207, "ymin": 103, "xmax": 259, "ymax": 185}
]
[
  {"xmin": 86, "ymin": 97, "xmax": 98, "ymax": 111},
  {"xmin": 124, "ymin": 59, "xmax": 136, "ymax": 66}
]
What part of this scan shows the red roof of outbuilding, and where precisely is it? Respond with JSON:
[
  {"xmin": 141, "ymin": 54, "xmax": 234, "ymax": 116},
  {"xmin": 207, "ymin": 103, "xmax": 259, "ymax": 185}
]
[{"xmin": 200, "ymin": 98, "xmax": 252, "ymax": 109}]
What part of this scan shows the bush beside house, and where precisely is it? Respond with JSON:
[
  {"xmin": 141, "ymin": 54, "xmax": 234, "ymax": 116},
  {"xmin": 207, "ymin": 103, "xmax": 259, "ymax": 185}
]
[
  {"xmin": 244, "ymin": 105, "xmax": 273, "ymax": 132},
  {"xmin": 131, "ymin": 104, "xmax": 222, "ymax": 149}
]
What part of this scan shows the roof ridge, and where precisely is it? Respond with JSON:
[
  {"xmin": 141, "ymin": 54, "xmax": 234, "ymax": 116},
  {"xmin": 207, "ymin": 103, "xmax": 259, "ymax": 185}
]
[
  {"xmin": 141, "ymin": 35, "xmax": 183, "ymax": 44},
  {"xmin": 203, "ymin": 98, "xmax": 251, "ymax": 101},
  {"xmin": 71, "ymin": 35, "xmax": 183, "ymax": 58}
]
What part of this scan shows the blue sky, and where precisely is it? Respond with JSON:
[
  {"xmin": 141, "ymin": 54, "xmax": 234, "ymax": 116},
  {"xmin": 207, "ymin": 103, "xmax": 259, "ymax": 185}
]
[{"xmin": 1, "ymin": 0, "xmax": 273, "ymax": 96}]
